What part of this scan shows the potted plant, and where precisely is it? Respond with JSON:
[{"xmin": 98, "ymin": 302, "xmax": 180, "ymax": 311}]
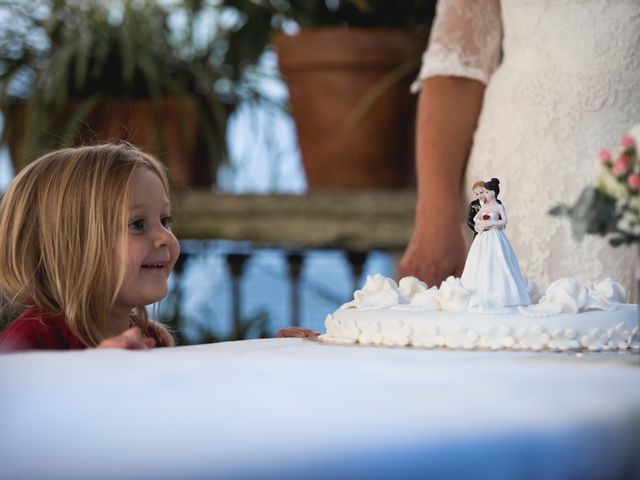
[
  {"xmin": 221, "ymin": 0, "xmax": 436, "ymax": 189},
  {"xmin": 0, "ymin": 0, "xmax": 258, "ymax": 187}
]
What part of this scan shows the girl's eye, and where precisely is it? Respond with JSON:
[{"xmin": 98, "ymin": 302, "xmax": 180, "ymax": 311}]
[
  {"xmin": 161, "ymin": 216, "xmax": 173, "ymax": 229},
  {"xmin": 129, "ymin": 219, "xmax": 145, "ymax": 232}
]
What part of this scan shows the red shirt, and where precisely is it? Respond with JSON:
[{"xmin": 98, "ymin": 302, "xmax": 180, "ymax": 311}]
[
  {"xmin": 0, "ymin": 307, "xmax": 168, "ymax": 353},
  {"xmin": 0, "ymin": 307, "xmax": 84, "ymax": 353}
]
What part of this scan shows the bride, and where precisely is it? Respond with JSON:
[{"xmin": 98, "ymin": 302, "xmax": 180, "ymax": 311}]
[
  {"xmin": 399, "ymin": 0, "xmax": 639, "ymax": 299},
  {"xmin": 461, "ymin": 178, "xmax": 531, "ymax": 309}
]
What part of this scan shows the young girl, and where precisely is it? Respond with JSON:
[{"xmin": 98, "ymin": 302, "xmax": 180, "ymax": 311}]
[{"xmin": 0, "ymin": 143, "xmax": 178, "ymax": 352}]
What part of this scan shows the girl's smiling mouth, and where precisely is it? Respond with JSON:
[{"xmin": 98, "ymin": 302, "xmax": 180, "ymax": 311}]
[{"xmin": 141, "ymin": 262, "xmax": 168, "ymax": 273}]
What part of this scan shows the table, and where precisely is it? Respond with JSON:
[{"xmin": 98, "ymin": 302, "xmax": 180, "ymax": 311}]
[{"xmin": 1, "ymin": 339, "xmax": 639, "ymax": 480}]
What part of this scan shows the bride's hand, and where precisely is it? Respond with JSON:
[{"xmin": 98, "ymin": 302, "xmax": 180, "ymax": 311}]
[{"xmin": 398, "ymin": 213, "xmax": 467, "ymax": 287}]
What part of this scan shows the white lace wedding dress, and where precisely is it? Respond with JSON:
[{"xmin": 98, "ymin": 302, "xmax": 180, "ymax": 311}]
[{"xmin": 413, "ymin": 0, "xmax": 640, "ymax": 296}]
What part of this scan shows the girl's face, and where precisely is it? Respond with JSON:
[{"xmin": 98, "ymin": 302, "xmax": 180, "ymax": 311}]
[{"xmin": 113, "ymin": 167, "xmax": 180, "ymax": 315}]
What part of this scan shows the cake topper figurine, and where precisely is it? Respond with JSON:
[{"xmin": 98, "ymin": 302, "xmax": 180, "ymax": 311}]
[{"xmin": 461, "ymin": 178, "xmax": 531, "ymax": 309}]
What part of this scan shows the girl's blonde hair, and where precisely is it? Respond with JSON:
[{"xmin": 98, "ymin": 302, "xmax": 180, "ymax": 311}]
[{"xmin": 0, "ymin": 143, "xmax": 174, "ymax": 347}]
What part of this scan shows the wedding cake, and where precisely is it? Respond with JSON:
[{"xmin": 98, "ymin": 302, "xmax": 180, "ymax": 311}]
[{"xmin": 318, "ymin": 274, "xmax": 639, "ymax": 352}]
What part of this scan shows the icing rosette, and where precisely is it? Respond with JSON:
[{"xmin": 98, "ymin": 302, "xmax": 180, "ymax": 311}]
[
  {"xmin": 409, "ymin": 286, "xmax": 441, "ymax": 310},
  {"xmin": 398, "ymin": 276, "xmax": 429, "ymax": 302},
  {"xmin": 608, "ymin": 322, "xmax": 634, "ymax": 350},
  {"xmin": 478, "ymin": 325, "xmax": 516, "ymax": 350},
  {"xmin": 547, "ymin": 328, "xmax": 580, "ymax": 351},
  {"xmin": 411, "ymin": 325, "xmax": 443, "ymax": 348},
  {"xmin": 380, "ymin": 320, "xmax": 411, "ymax": 347},
  {"xmin": 357, "ymin": 320, "xmax": 383, "ymax": 346},
  {"xmin": 438, "ymin": 276, "xmax": 473, "ymax": 312},
  {"xmin": 580, "ymin": 328, "xmax": 610, "ymax": 352},
  {"xmin": 340, "ymin": 274, "xmax": 403, "ymax": 310},
  {"xmin": 588, "ymin": 277, "xmax": 628, "ymax": 305},
  {"xmin": 538, "ymin": 277, "xmax": 591, "ymax": 313},
  {"xmin": 319, "ymin": 315, "xmax": 359, "ymax": 344},
  {"xmin": 443, "ymin": 326, "xmax": 479, "ymax": 350},
  {"xmin": 537, "ymin": 277, "xmax": 627, "ymax": 313},
  {"xmin": 515, "ymin": 325, "xmax": 551, "ymax": 351}
]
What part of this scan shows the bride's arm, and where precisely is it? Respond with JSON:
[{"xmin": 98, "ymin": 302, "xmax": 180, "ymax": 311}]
[
  {"xmin": 398, "ymin": 0, "xmax": 503, "ymax": 284},
  {"xmin": 491, "ymin": 204, "xmax": 507, "ymax": 229}
]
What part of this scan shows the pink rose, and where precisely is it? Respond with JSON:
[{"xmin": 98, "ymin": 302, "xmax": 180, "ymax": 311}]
[
  {"xmin": 620, "ymin": 134, "xmax": 635, "ymax": 149},
  {"xmin": 598, "ymin": 149, "xmax": 611, "ymax": 163},
  {"xmin": 612, "ymin": 155, "xmax": 630, "ymax": 176},
  {"xmin": 628, "ymin": 172, "xmax": 640, "ymax": 189}
]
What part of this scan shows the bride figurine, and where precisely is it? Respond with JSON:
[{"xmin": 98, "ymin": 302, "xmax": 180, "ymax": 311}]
[{"xmin": 461, "ymin": 178, "xmax": 531, "ymax": 309}]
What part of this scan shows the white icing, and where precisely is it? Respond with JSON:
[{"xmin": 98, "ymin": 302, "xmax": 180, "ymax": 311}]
[
  {"xmin": 321, "ymin": 275, "xmax": 639, "ymax": 352},
  {"xmin": 438, "ymin": 276, "xmax": 473, "ymax": 312},
  {"xmin": 580, "ymin": 328, "xmax": 610, "ymax": 352},
  {"xmin": 538, "ymin": 278, "xmax": 590, "ymax": 313},
  {"xmin": 443, "ymin": 326, "xmax": 476, "ymax": 349},
  {"xmin": 478, "ymin": 326, "xmax": 515, "ymax": 350},
  {"xmin": 390, "ymin": 304, "xmax": 436, "ymax": 311},
  {"xmin": 398, "ymin": 276, "xmax": 429, "ymax": 301},
  {"xmin": 515, "ymin": 325, "xmax": 551, "ymax": 351},
  {"xmin": 380, "ymin": 320, "xmax": 412, "ymax": 347},
  {"xmin": 468, "ymin": 302, "xmax": 515, "ymax": 315},
  {"xmin": 588, "ymin": 277, "xmax": 629, "ymax": 305},
  {"xmin": 340, "ymin": 274, "xmax": 404, "ymax": 310},
  {"xmin": 357, "ymin": 320, "xmax": 382, "ymax": 346},
  {"xmin": 409, "ymin": 286, "xmax": 441, "ymax": 310},
  {"xmin": 411, "ymin": 325, "xmax": 443, "ymax": 348},
  {"xmin": 537, "ymin": 277, "xmax": 625, "ymax": 314},
  {"xmin": 608, "ymin": 322, "xmax": 633, "ymax": 350},
  {"xmin": 320, "ymin": 315, "xmax": 359, "ymax": 344},
  {"xmin": 517, "ymin": 303, "xmax": 564, "ymax": 318},
  {"xmin": 548, "ymin": 328, "xmax": 580, "ymax": 351}
]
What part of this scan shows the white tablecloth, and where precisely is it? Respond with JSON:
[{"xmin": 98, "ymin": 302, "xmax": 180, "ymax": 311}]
[{"xmin": 1, "ymin": 339, "xmax": 639, "ymax": 480}]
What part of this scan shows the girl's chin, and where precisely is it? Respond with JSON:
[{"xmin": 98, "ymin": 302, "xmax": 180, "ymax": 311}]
[{"xmin": 137, "ymin": 288, "xmax": 169, "ymax": 307}]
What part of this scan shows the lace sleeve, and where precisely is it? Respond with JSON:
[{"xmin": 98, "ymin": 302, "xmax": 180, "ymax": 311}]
[{"xmin": 411, "ymin": 0, "xmax": 503, "ymax": 92}]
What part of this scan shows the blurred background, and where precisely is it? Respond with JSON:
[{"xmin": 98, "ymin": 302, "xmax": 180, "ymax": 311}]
[{"xmin": 0, "ymin": 0, "xmax": 436, "ymax": 344}]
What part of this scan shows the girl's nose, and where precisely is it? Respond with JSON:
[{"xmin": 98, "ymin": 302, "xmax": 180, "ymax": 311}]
[{"xmin": 153, "ymin": 224, "xmax": 176, "ymax": 249}]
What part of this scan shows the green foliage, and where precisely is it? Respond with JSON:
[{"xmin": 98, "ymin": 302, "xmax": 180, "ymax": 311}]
[
  {"xmin": 549, "ymin": 186, "xmax": 638, "ymax": 247},
  {"xmin": 220, "ymin": 0, "xmax": 436, "ymax": 71},
  {"xmin": 225, "ymin": 0, "xmax": 435, "ymax": 29},
  {"xmin": 0, "ymin": 0, "xmax": 262, "ymax": 172}
]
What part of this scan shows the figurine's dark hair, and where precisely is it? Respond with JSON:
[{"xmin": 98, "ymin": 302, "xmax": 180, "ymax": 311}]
[{"xmin": 484, "ymin": 177, "xmax": 502, "ymax": 203}]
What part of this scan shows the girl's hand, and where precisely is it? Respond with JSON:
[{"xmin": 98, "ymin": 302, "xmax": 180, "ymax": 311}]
[
  {"xmin": 277, "ymin": 327, "xmax": 320, "ymax": 338},
  {"xmin": 98, "ymin": 327, "xmax": 156, "ymax": 350}
]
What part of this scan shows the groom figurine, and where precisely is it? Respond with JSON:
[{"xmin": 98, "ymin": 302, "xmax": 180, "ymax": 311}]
[{"xmin": 467, "ymin": 181, "xmax": 485, "ymax": 238}]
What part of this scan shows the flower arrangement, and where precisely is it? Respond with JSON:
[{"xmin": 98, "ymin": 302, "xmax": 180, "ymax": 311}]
[{"xmin": 550, "ymin": 125, "xmax": 640, "ymax": 246}]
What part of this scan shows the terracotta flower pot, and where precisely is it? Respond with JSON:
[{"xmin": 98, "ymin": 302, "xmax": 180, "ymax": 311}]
[
  {"xmin": 6, "ymin": 97, "xmax": 213, "ymax": 187},
  {"xmin": 275, "ymin": 28, "xmax": 428, "ymax": 190}
]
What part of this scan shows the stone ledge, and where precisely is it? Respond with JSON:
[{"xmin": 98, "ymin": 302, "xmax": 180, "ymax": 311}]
[{"xmin": 173, "ymin": 190, "xmax": 417, "ymax": 251}]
